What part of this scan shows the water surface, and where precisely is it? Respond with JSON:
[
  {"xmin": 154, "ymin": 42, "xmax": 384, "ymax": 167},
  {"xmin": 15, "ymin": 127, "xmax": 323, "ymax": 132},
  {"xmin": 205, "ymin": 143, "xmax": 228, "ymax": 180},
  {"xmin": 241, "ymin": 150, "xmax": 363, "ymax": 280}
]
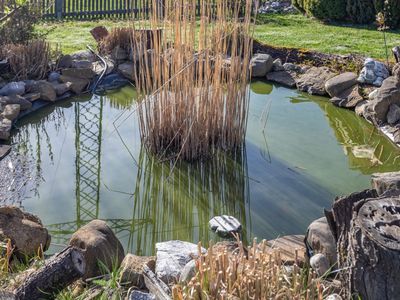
[{"xmin": 4, "ymin": 80, "xmax": 400, "ymax": 255}]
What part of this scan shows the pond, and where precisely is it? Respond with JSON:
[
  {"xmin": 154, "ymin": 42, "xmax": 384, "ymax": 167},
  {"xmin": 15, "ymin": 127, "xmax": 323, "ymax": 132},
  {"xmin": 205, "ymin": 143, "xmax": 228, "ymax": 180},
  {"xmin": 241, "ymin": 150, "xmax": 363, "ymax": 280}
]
[{"xmin": 4, "ymin": 80, "xmax": 400, "ymax": 255}]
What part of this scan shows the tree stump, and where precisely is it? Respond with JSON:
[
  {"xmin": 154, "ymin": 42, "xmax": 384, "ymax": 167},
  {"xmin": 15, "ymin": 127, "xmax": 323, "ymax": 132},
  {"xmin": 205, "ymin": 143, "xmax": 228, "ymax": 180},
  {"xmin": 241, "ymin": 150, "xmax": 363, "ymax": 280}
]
[
  {"xmin": 14, "ymin": 246, "xmax": 86, "ymax": 300},
  {"xmin": 330, "ymin": 189, "xmax": 400, "ymax": 299}
]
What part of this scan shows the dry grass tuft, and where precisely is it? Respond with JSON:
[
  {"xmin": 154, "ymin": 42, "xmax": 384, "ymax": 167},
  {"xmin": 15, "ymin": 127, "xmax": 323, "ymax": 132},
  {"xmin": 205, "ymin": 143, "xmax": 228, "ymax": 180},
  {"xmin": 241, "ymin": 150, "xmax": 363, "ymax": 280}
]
[
  {"xmin": 173, "ymin": 239, "xmax": 338, "ymax": 299},
  {"xmin": 132, "ymin": 0, "xmax": 254, "ymax": 161}
]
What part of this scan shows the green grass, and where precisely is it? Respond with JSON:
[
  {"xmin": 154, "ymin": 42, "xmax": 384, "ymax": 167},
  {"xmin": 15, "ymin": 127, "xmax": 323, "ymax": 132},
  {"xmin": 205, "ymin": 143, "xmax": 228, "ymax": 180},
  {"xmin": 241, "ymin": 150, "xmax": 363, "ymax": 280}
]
[{"xmin": 36, "ymin": 14, "xmax": 400, "ymax": 60}]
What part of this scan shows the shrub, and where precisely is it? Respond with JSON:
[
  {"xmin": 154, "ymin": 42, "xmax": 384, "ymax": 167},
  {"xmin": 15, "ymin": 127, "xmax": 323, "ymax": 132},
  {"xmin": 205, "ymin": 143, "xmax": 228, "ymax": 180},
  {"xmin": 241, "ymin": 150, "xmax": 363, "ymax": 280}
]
[
  {"xmin": 346, "ymin": 0, "xmax": 376, "ymax": 24},
  {"xmin": 292, "ymin": 0, "xmax": 347, "ymax": 21}
]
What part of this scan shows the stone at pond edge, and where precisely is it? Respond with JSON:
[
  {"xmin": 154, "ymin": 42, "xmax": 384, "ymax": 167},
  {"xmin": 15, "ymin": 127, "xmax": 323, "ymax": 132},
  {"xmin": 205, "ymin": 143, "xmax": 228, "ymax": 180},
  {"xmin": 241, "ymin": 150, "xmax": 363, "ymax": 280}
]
[
  {"xmin": 69, "ymin": 219, "xmax": 125, "ymax": 279},
  {"xmin": 0, "ymin": 95, "xmax": 32, "ymax": 111},
  {"xmin": 371, "ymin": 171, "xmax": 400, "ymax": 195},
  {"xmin": 306, "ymin": 217, "xmax": 337, "ymax": 266},
  {"xmin": 119, "ymin": 254, "xmax": 156, "ymax": 288},
  {"xmin": 0, "ymin": 144, "xmax": 11, "ymax": 160},
  {"xmin": 2, "ymin": 104, "xmax": 20, "ymax": 121},
  {"xmin": 155, "ymin": 240, "xmax": 206, "ymax": 285},
  {"xmin": 59, "ymin": 75, "xmax": 90, "ymax": 94},
  {"xmin": 272, "ymin": 58, "xmax": 284, "ymax": 72},
  {"xmin": 62, "ymin": 68, "xmax": 95, "ymax": 80},
  {"xmin": 310, "ymin": 253, "xmax": 330, "ymax": 277},
  {"xmin": 266, "ymin": 70, "xmax": 297, "ymax": 88},
  {"xmin": 51, "ymin": 82, "xmax": 72, "ymax": 96},
  {"xmin": 118, "ymin": 62, "xmax": 135, "ymax": 81},
  {"xmin": 296, "ymin": 67, "xmax": 336, "ymax": 96},
  {"xmin": 71, "ymin": 50, "xmax": 96, "ymax": 63},
  {"xmin": 209, "ymin": 215, "xmax": 242, "ymax": 237},
  {"xmin": 0, "ymin": 206, "xmax": 51, "ymax": 257},
  {"xmin": 329, "ymin": 85, "xmax": 363, "ymax": 109},
  {"xmin": 128, "ymin": 290, "xmax": 155, "ymax": 300},
  {"xmin": 24, "ymin": 93, "xmax": 41, "ymax": 102},
  {"xmin": 250, "ymin": 53, "xmax": 273, "ymax": 77},
  {"xmin": 31, "ymin": 80, "xmax": 57, "ymax": 102},
  {"xmin": 387, "ymin": 104, "xmax": 400, "ymax": 125},
  {"xmin": 0, "ymin": 118, "xmax": 12, "ymax": 140},
  {"xmin": 325, "ymin": 72, "xmax": 358, "ymax": 98},
  {"xmin": 58, "ymin": 54, "xmax": 73, "ymax": 69},
  {"xmin": 48, "ymin": 71, "xmax": 61, "ymax": 83},
  {"xmin": 112, "ymin": 46, "xmax": 128, "ymax": 61},
  {"xmin": 0, "ymin": 82, "xmax": 26, "ymax": 96},
  {"xmin": 179, "ymin": 259, "xmax": 197, "ymax": 283}
]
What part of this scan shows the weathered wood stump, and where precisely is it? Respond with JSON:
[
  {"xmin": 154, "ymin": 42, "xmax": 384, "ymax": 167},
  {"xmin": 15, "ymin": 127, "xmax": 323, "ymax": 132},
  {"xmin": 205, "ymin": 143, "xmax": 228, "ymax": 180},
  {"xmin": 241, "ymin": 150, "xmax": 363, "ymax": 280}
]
[
  {"xmin": 329, "ymin": 189, "xmax": 400, "ymax": 299},
  {"xmin": 14, "ymin": 246, "xmax": 86, "ymax": 300}
]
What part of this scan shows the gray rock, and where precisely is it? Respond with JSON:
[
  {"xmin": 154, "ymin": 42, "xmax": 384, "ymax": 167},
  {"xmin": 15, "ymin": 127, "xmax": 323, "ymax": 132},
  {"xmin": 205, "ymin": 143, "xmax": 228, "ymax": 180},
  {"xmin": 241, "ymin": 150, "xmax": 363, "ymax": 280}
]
[
  {"xmin": 112, "ymin": 46, "xmax": 128, "ymax": 61},
  {"xmin": 0, "ymin": 144, "xmax": 11, "ymax": 160},
  {"xmin": 283, "ymin": 63, "xmax": 303, "ymax": 73},
  {"xmin": 358, "ymin": 58, "xmax": 389, "ymax": 87},
  {"xmin": 31, "ymin": 80, "xmax": 57, "ymax": 102},
  {"xmin": 272, "ymin": 58, "xmax": 284, "ymax": 72},
  {"xmin": 306, "ymin": 217, "xmax": 336, "ymax": 265},
  {"xmin": 58, "ymin": 54, "xmax": 73, "ymax": 68},
  {"xmin": 250, "ymin": 53, "xmax": 273, "ymax": 77},
  {"xmin": 310, "ymin": 253, "xmax": 330, "ymax": 277},
  {"xmin": 72, "ymin": 60, "xmax": 93, "ymax": 69},
  {"xmin": 387, "ymin": 104, "xmax": 400, "ymax": 125},
  {"xmin": 51, "ymin": 82, "xmax": 72, "ymax": 96},
  {"xmin": 59, "ymin": 75, "xmax": 89, "ymax": 94},
  {"xmin": 368, "ymin": 88, "xmax": 379, "ymax": 100},
  {"xmin": 325, "ymin": 72, "xmax": 358, "ymax": 97},
  {"xmin": 119, "ymin": 254, "xmax": 155, "ymax": 288},
  {"xmin": 0, "ymin": 95, "xmax": 32, "ymax": 111},
  {"xmin": 296, "ymin": 67, "xmax": 336, "ymax": 95},
  {"xmin": 0, "ymin": 118, "xmax": 12, "ymax": 140},
  {"xmin": 62, "ymin": 68, "xmax": 95, "ymax": 80},
  {"xmin": 2, "ymin": 104, "xmax": 20, "ymax": 121},
  {"xmin": 371, "ymin": 172, "xmax": 400, "ymax": 195},
  {"xmin": 155, "ymin": 240, "xmax": 206, "ymax": 285},
  {"xmin": 118, "ymin": 62, "xmax": 135, "ymax": 81},
  {"xmin": 326, "ymin": 294, "xmax": 343, "ymax": 300},
  {"xmin": 92, "ymin": 60, "xmax": 115, "ymax": 76},
  {"xmin": 0, "ymin": 81, "xmax": 25, "ymax": 96},
  {"xmin": 329, "ymin": 85, "xmax": 363, "ymax": 109},
  {"xmin": 355, "ymin": 100, "xmax": 368, "ymax": 117},
  {"xmin": 48, "ymin": 71, "xmax": 61, "ymax": 83},
  {"xmin": 393, "ymin": 63, "xmax": 400, "ymax": 79},
  {"xmin": 0, "ymin": 77, "xmax": 6, "ymax": 89},
  {"xmin": 71, "ymin": 50, "xmax": 96, "ymax": 63},
  {"xmin": 179, "ymin": 259, "xmax": 197, "ymax": 283},
  {"xmin": 266, "ymin": 70, "xmax": 297, "ymax": 88},
  {"xmin": 69, "ymin": 220, "xmax": 125, "ymax": 279},
  {"xmin": 24, "ymin": 93, "xmax": 41, "ymax": 102},
  {"xmin": 0, "ymin": 206, "xmax": 51, "ymax": 257},
  {"xmin": 209, "ymin": 215, "xmax": 242, "ymax": 237},
  {"xmin": 127, "ymin": 291, "xmax": 155, "ymax": 300}
]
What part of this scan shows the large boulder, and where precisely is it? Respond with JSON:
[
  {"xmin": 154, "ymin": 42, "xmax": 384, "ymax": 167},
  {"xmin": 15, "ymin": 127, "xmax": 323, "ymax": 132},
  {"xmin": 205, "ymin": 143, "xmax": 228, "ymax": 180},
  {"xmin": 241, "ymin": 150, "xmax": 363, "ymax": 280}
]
[
  {"xmin": 58, "ymin": 54, "xmax": 73, "ymax": 68},
  {"xmin": 266, "ymin": 70, "xmax": 297, "ymax": 88},
  {"xmin": 387, "ymin": 104, "xmax": 400, "ymax": 125},
  {"xmin": 371, "ymin": 172, "xmax": 400, "ymax": 195},
  {"xmin": 325, "ymin": 72, "xmax": 358, "ymax": 97},
  {"xmin": 329, "ymin": 85, "xmax": 364, "ymax": 108},
  {"xmin": 112, "ymin": 46, "xmax": 128, "ymax": 61},
  {"xmin": 1, "ymin": 104, "xmax": 20, "ymax": 121},
  {"xmin": 363, "ymin": 76, "xmax": 400, "ymax": 125},
  {"xmin": 71, "ymin": 50, "xmax": 96, "ymax": 63},
  {"xmin": 155, "ymin": 240, "xmax": 206, "ymax": 285},
  {"xmin": 209, "ymin": 215, "xmax": 242, "ymax": 237},
  {"xmin": 0, "ymin": 95, "xmax": 32, "ymax": 111},
  {"xmin": 0, "ymin": 206, "xmax": 51, "ymax": 257},
  {"xmin": 69, "ymin": 220, "xmax": 125, "ymax": 279},
  {"xmin": 62, "ymin": 68, "xmax": 95, "ymax": 80},
  {"xmin": 51, "ymin": 82, "xmax": 72, "ymax": 96},
  {"xmin": 31, "ymin": 81, "xmax": 57, "ymax": 102},
  {"xmin": 0, "ymin": 82, "xmax": 25, "ymax": 96},
  {"xmin": 296, "ymin": 67, "xmax": 336, "ymax": 95},
  {"xmin": 250, "ymin": 53, "xmax": 273, "ymax": 77},
  {"xmin": 118, "ymin": 62, "xmax": 135, "ymax": 81},
  {"xmin": 119, "ymin": 254, "xmax": 155, "ymax": 288},
  {"xmin": 306, "ymin": 217, "xmax": 336, "ymax": 266},
  {"xmin": 59, "ymin": 76, "xmax": 89, "ymax": 94}
]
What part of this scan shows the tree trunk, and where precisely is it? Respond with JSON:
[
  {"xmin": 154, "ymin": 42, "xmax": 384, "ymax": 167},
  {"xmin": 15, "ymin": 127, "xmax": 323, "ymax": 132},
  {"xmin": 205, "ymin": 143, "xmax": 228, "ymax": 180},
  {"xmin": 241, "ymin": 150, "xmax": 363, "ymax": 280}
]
[
  {"xmin": 330, "ymin": 189, "xmax": 400, "ymax": 299},
  {"xmin": 14, "ymin": 246, "xmax": 86, "ymax": 300}
]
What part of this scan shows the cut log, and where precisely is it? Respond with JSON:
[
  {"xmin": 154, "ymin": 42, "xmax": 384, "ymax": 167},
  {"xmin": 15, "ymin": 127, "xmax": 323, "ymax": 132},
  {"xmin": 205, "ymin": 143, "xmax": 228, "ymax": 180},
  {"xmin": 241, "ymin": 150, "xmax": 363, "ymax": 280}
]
[
  {"xmin": 331, "ymin": 190, "xmax": 400, "ymax": 299},
  {"xmin": 143, "ymin": 265, "xmax": 171, "ymax": 300},
  {"xmin": 14, "ymin": 246, "xmax": 86, "ymax": 300}
]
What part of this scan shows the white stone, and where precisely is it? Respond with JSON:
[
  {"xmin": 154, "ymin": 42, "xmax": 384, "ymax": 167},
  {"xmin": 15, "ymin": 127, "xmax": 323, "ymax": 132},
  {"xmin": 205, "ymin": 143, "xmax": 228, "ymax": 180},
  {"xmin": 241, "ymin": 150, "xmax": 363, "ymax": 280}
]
[{"xmin": 209, "ymin": 215, "xmax": 242, "ymax": 237}]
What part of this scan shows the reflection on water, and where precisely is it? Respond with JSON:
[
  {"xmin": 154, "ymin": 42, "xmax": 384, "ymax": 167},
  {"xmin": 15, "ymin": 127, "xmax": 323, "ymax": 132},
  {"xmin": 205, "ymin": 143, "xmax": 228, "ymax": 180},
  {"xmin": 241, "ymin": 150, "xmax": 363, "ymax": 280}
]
[{"xmin": 2, "ymin": 80, "xmax": 400, "ymax": 254}]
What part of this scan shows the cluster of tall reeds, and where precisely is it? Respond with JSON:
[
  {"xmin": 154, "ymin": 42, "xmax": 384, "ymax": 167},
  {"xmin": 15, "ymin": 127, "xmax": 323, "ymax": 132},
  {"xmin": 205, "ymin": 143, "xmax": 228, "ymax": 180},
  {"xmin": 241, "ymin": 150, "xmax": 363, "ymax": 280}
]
[
  {"xmin": 99, "ymin": 27, "xmax": 135, "ymax": 55},
  {"xmin": 173, "ymin": 240, "xmax": 334, "ymax": 299},
  {"xmin": 132, "ymin": 0, "xmax": 254, "ymax": 161}
]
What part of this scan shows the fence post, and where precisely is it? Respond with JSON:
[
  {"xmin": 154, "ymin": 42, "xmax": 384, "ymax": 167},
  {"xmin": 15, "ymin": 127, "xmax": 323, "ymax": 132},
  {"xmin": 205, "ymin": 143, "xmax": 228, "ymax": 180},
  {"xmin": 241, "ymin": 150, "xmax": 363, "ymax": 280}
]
[{"xmin": 55, "ymin": 0, "xmax": 63, "ymax": 20}]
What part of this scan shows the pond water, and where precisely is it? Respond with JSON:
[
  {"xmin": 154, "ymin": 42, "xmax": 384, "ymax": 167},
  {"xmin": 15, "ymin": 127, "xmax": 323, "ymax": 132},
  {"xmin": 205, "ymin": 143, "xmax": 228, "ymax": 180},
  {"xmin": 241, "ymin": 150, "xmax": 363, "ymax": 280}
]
[{"xmin": 5, "ymin": 80, "xmax": 400, "ymax": 255}]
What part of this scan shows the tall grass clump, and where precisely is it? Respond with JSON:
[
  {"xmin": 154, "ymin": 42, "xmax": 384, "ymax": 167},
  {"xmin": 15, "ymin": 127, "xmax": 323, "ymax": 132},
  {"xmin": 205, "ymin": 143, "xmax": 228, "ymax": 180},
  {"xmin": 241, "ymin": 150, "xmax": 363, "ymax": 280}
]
[{"xmin": 132, "ymin": 0, "xmax": 254, "ymax": 161}]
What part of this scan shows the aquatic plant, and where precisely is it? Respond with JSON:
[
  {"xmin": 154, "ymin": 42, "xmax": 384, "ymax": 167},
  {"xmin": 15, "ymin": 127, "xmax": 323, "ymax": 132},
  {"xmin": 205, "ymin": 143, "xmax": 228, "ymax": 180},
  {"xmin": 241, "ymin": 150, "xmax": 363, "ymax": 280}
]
[{"xmin": 132, "ymin": 0, "xmax": 254, "ymax": 161}]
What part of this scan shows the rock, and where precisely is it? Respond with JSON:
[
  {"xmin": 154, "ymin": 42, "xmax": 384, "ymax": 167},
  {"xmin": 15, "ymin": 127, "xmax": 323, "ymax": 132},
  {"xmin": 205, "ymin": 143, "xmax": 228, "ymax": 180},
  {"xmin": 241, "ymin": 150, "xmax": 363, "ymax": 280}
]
[
  {"xmin": 118, "ymin": 62, "xmax": 135, "ymax": 81},
  {"xmin": 283, "ymin": 63, "xmax": 303, "ymax": 73},
  {"xmin": 387, "ymin": 104, "xmax": 400, "ymax": 125},
  {"xmin": 358, "ymin": 58, "xmax": 389, "ymax": 87},
  {"xmin": 364, "ymin": 76, "xmax": 400, "ymax": 124},
  {"xmin": 58, "ymin": 55, "xmax": 73, "ymax": 68},
  {"xmin": 306, "ymin": 217, "xmax": 336, "ymax": 265},
  {"xmin": 59, "ymin": 75, "xmax": 89, "ymax": 94},
  {"xmin": 69, "ymin": 219, "xmax": 125, "ymax": 279},
  {"xmin": 0, "ymin": 81, "xmax": 25, "ymax": 96},
  {"xmin": 119, "ymin": 254, "xmax": 156, "ymax": 288},
  {"xmin": 92, "ymin": 60, "xmax": 115, "ymax": 76},
  {"xmin": 2, "ymin": 104, "xmax": 20, "ymax": 121},
  {"xmin": 0, "ymin": 118, "xmax": 12, "ymax": 140},
  {"xmin": 0, "ymin": 95, "xmax": 32, "ymax": 110},
  {"xmin": 179, "ymin": 259, "xmax": 197, "ymax": 283},
  {"xmin": 368, "ymin": 88, "xmax": 379, "ymax": 100},
  {"xmin": 393, "ymin": 63, "xmax": 400, "ymax": 79},
  {"xmin": 329, "ymin": 85, "xmax": 363, "ymax": 108},
  {"xmin": 325, "ymin": 72, "xmax": 358, "ymax": 97},
  {"xmin": 250, "ymin": 53, "xmax": 273, "ymax": 77},
  {"xmin": 0, "ymin": 206, "xmax": 51, "ymax": 257},
  {"xmin": 48, "ymin": 71, "xmax": 61, "ymax": 83},
  {"xmin": 71, "ymin": 50, "xmax": 96, "ymax": 63},
  {"xmin": 90, "ymin": 26, "xmax": 109, "ymax": 42},
  {"xmin": 310, "ymin": 253, "xmax": 330, "ymax": 277},
  {"xmin": 51, "ymin": 82, "xmax": 72, "ymax": 96},
  {"xmin": 127, "ymin": 291, "xmax": 155, "ymax": 300},
  {"xmin": 355, "ymin": 100, "xmax": 368, "ymax": 117},
  {"xmin": 209, "ymin": 215, "xmax": 242, "ymax": 237},
  {"xmin": 296, "ymin": 67, "xmax": 336, "ymax": 95},
  {"xmin": 155, "ymin": 240, "xmax": 206, "ymax": 285},
  {"xmin": 31, "ymin": 80, "xmax": 57, "ymax": 102},
  {"xmin": 371, "ymin": 172, "xmax": 400, "ymax": 195},
  {"xmin": 24, "ymin": 93, "xmax": 41, "ymax": 102},
  {"xmin": 62, "ymin": 68, "xmax": 95, "ymax": 80},
  {"xmin": 0, "ymin": 77, "xmax": 6, "ymax": 89},
  {"xmin": 71, "ymin": 60, "xmax": 93, "ymax": 69},
  {"xmin": 112, "ymin": 46, "xmax": 128, "ymax": 61},
  {"xmin": 0, "ymin": 144, "xmax": 11, "ymax": 160},
  {"xmin": 272, "ymin": 58, "xmax": 284, "ymax": 72},
  {"xmin": 266, "ymin": 70, "xmax": 297, "ymax": 88},
  {"xmin": 326, "ymin": 294, "xmax": 343, "ymax": 300}
]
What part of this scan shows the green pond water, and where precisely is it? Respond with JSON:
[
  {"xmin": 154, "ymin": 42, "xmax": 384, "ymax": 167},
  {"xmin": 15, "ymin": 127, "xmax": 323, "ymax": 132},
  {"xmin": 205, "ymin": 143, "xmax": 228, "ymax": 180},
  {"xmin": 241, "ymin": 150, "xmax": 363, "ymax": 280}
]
[{"xmin": 7, "ymin": 80, "xmax": 400, "ymax": 255}]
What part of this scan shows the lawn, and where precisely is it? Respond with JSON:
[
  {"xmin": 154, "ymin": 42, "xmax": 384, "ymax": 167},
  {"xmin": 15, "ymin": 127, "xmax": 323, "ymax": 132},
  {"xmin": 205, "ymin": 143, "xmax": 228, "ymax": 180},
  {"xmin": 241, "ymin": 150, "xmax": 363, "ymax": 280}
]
[{"xmin": 36, "ymin": 14, "xmax": 400, "ymax": 60}]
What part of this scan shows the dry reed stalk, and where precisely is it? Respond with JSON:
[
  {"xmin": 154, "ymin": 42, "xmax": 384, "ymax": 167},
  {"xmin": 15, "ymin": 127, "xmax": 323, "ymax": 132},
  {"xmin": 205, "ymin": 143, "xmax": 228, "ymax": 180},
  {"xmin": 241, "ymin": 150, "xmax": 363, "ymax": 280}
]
[
  {"xmin": 99, "ymin": 27, "xmax": 136, "ymax": 55},
  {"xmin": 1, "ymin": 39, "xmax": 52, "ymax": 80},
  {"xmin": 174, "ymin": 240, "xmax": 338, "ymax": 300},
  {"xmin": 131, "ymin": 0, "xmax": 254, "ymax": 161}
]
